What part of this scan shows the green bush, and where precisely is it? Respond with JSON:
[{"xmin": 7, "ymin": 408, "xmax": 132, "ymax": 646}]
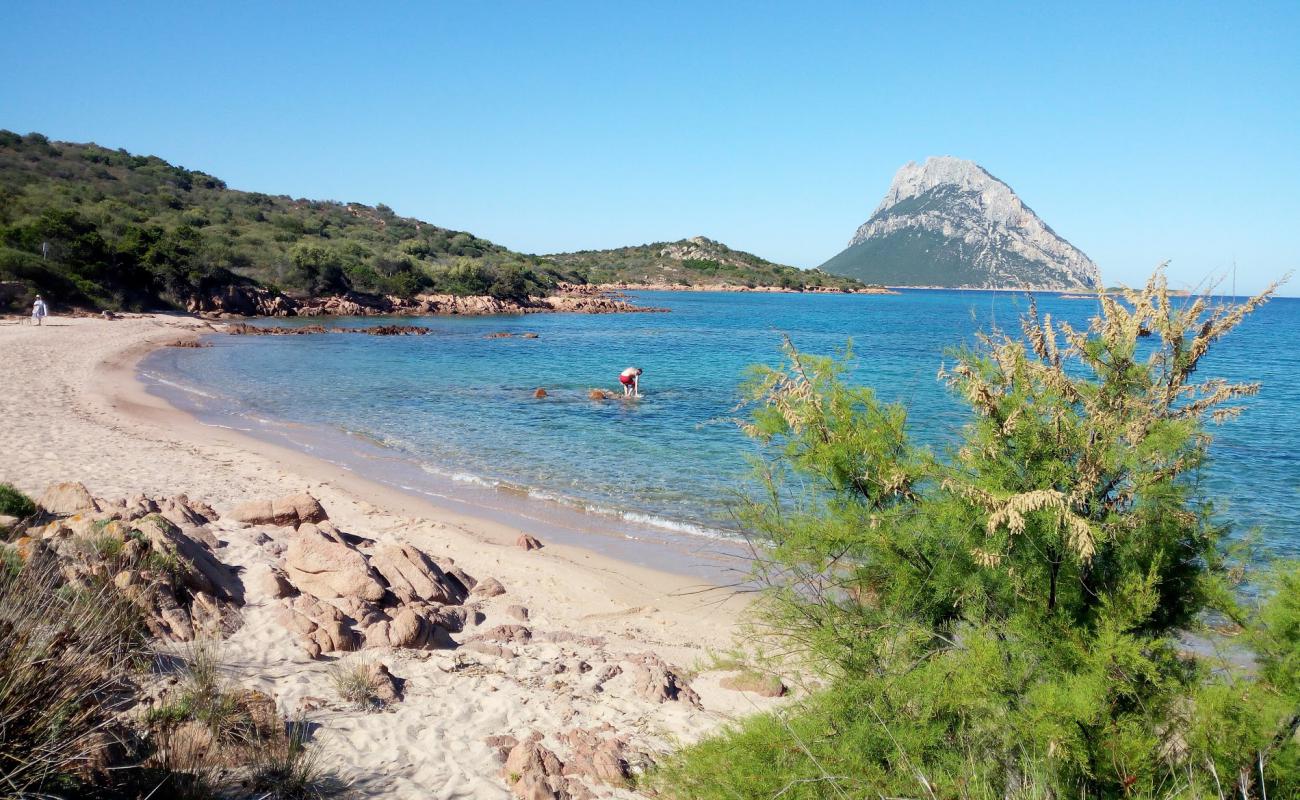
[
  {"xmin": 0, "ymin": 483, "xmax": 36, "ymax": 519},
  {"xmin": 658, "ymin": 271, "xmax": 1300, "ymax": 799},
  {"xmin": 438, "ymin": 258, "xmax": 493, "ymax": 296}
]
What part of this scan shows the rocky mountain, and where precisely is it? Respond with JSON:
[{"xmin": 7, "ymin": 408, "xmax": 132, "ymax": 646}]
[
  {"xmin": 820, "ymin": 157, "xmax": 1101, "ymax": 290},
  {"xmin": 546, "ymin": 236, "xmax": 868, "ymax": 291}
]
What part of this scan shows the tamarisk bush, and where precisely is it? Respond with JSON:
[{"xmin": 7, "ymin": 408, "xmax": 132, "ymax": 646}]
[{"xmin": 662, "ymin": 270, "xmax": 1299, "ymax": 799}]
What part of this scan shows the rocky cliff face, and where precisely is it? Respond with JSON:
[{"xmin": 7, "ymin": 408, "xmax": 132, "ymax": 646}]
[{"xmin": 821, "ymin": 157, "xmax": 1101, "ymax": 290}]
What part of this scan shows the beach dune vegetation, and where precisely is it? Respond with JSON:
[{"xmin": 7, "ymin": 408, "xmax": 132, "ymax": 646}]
[{"xmin": 660, "ymin": 269, "xmax": 1300, "ymax": 799}]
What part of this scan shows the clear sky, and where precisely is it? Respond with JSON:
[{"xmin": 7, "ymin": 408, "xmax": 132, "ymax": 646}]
[{"xmin": 2, "ymin": 1, "xmax": 1297, "ymax": 294}]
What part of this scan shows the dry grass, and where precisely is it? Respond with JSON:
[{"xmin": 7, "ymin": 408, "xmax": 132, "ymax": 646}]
[
  {"xmin": 244, "ymin": 716, "xmax": 341, "ymax": 799},
  {"xmin": 327, "ymin": 658, "xmax": 384, "ymax": 711},
  {"xmin": 0, "ymin": 559, "xmax": 150, "ymax": 795}
]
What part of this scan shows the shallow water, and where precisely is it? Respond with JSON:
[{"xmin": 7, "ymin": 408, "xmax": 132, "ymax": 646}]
[{"xmin": 141, "ymin": 289, "xmax": 1300, "ymax": 563}]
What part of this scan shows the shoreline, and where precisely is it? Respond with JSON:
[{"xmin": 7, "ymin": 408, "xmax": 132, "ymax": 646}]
[
  {"xmin": 138, "ymin": 346, "xmax": 751, "ymax": 583},
  {"xmin": 1, "ymin": 313, "xmax": 773, "ymax": 798},
  {"xmin": 104, "ymin": 315, "xmax": 749, "ymax": 596}
]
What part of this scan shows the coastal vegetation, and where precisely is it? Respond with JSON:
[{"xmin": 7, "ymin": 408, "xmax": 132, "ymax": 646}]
[
  {"xmin": 0, "ymin": 483, "xmax": 36, "ymax": 520},
  {"xmin": 545, "ymin": 236, "xmax": 867, "ymax": 291},
  {"xmin": 0, "ymin": 132, "xmax": 863, "ymax": 313},
  {"xmin": 661, "ymin": 271, "xmax": 1300, "ymax": 798},
  {"xmin": 0, "ymin": 131, "xmax": 567, "ymax": 312},
  {"xmin": 0, "ymin": 496, "xmax": 335, "ymax": 799}
]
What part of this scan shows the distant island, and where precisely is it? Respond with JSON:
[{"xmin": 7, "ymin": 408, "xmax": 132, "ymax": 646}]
[
  {"xmin": 545, "ymin": 236, "xmax": 885, "ymax": 293},
  {"xmin": 0, "ymin": 132, "xmax": 883, "ymax": 317},
  {"xmin": 821, "ymin": 156, "xmax": 1102, "ymax": 291}
]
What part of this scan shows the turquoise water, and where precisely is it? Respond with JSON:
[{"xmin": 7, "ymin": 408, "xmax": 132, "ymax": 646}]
[{"xmin": 142, "ymin": 290, "xmax": 1300, "ymax": 561}]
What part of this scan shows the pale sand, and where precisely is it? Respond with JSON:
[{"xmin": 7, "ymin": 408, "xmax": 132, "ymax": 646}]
[{"xmin": 0, "ymin": 314, "xmax": 779, "ymax": 798}]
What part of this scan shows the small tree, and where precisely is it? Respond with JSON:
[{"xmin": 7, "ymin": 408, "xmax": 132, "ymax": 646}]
[
  {"xmin": 288, "ymin": 242, "xmax": 350, "ymax": 296},
  {"xmin": 664, "ymin": 269, "xmax": 1299, "ymax": 799},
  {"xmin": 438, "ymin": 258, "xmax": 493, "ymax": 296},
  {"xmin": 488, "ymin": 263, "xmax": 535, "ymax": 303}
]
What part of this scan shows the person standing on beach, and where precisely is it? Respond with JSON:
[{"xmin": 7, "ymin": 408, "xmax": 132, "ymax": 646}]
[
  {"xmin": 31, "ymin": 294, "xmax": 48, "ymax": 326},
  {"xmin": 619, "ymin": 366, "xmax": 642, "ymax": 397}
]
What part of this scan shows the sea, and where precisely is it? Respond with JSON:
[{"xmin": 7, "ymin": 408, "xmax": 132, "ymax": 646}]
[{"xmin": 140, "ymin": 289, "xmax": 1300, "ymax": 575}]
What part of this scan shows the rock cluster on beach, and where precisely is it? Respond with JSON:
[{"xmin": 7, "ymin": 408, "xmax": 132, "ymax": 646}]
[
  {"xmin": 18, "ymin": 482, "xmax": 241, "ymax": 642},
  {"xmin": 1, "ymin": 479, "xmax": 741, "ymax": 800}
]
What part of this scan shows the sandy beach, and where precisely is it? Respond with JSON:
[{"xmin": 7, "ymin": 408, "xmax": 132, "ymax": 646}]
[{"xmin": 0, "ymin": 314, "xmax": 779, "ymax": 799}]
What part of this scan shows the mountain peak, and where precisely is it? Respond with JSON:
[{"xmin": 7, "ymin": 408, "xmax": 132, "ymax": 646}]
[
  {"xmin": 821, "ymin": 158, "xmax": 1101, "ymax": 290},
  {"xmin": 868, "ymin": 157, "xmax": 1028, "ymax": 234}
]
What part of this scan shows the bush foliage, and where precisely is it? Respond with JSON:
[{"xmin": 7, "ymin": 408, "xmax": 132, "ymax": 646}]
[
  {"xmin": 660, "ymin": 271, "xmax": 1300, "ymax": 799},
  {"xmin": 0, "ymin": 483, "xmax": 36, "ymax": 520}
]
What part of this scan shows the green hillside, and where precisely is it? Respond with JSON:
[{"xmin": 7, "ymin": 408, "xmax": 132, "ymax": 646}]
[
  {"xmin": 0, "ymin": 131, "xmax": 568, "ymax": 311},
  {"xmin": 546, "ymin": 236, "xmax": 866, "ymax": 291}
]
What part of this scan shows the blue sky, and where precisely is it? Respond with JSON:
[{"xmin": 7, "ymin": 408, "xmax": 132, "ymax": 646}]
[{"xmin": 2, "ymin": 1, "xmax": 1297, "ymax": 293}]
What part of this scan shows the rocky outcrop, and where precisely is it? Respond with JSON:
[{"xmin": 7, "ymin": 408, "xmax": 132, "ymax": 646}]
[
  {"xmin": 276, "ymin": 595, "xmax": 360, "ymax": 657},
  {"xmin": 368, "ymin": 662, "xmax": 405, "ymax": 704},
  {"xmin": 22, "ymin": 487, "xmax": 243, "ymax": 642},
  {"xmin": 470, "ymin": 576, "xmax": 507, "ymax": 598},
  {"xmin": 368, "ymin": 542, "xmax": 467, "ymax": 605},
  {"xmin": 822, "ymin": 156, "xmax": 1101, "ymax": 290},
  {"xmin": 37, "ymin": 481, "xmax": 98, "ymax": 515},
  {"xmin": 491, "ymin": 726, "xmax": 651, "ymax": 799},
  {"xmin": 475, "ymin": 624, "xmax": 532, "ymax": 645},
  {"xmin": 363, "ymin": 604, "xmax": 457, "ymax": 650},
  {"xmin": 196, "ymin": 287, "xmax": 664, "ymax": 320},
  {"xmin": 623, "ymin": 652, "xmax": 701, "ymax": 706},
  {"xmin": 560, "ymin": 724, "xmax": 643, "ymax": 788},
  {"xmin": 503, "ymin": 739, "xmax": 568, "ymax": 800},
  {"xmin": 231, "ymin": 499, "xmax": 486, "ymax": 658},
  {"xmin": 229, "ymin": 493, "xmax": 328, "ymax": 527},
  {"xmin": 284, "ymin": 523, "xmax": 387, "ymax": 602},
  {"xmin": 186, "ymin": 284, "xmax": 297, "ymax": 317}
]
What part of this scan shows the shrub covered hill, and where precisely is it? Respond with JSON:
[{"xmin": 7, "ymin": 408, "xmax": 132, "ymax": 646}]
[
  {"xmin": 0, "ymin": 130, "xmax": 574, "ymax": 313},
  {"xmin": 546, "ymin": 236, "xmax": 868, "ymax": 291},
  {"xmin": 0, "ymin": 131, "xmax": 865, "ymax": 314}
]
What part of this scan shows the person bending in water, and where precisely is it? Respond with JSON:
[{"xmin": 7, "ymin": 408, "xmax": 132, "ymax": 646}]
[{"xmin": 619, "ymin": 366, "xmax": 643, "ymax": 397}]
